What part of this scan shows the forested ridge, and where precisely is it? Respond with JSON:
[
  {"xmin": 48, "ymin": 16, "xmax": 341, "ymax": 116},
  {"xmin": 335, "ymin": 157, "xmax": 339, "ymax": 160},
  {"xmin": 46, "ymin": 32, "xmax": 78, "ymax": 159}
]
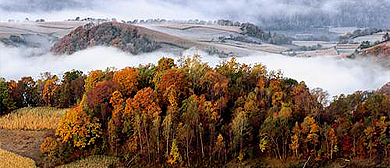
[{"xmin": 0, "ymin": 55, "xmax": 389, "ymax": 167}]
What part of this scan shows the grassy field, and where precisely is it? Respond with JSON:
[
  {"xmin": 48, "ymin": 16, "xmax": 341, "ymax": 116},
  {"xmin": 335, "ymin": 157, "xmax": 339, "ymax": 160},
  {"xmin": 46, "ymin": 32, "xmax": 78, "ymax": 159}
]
[
  {"xmin": 0, "ymin": 107, "xmax": 67, "ymax": 130},
  {"xmin": 56, "ymin": 155, "xmax": 120, "ymax": 168},
  {"xmin": 0, "ymin": 149, "xmax": 37, "ymax": 168}
]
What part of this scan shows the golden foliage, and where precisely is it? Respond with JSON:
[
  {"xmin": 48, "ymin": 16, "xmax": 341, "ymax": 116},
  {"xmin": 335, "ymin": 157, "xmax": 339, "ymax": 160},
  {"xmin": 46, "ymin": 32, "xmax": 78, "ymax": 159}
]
[
  {"xmin": 167, "ymin": 139, "xmax": 182, "ymax": 165},
  {"xmin": 55, "ymin": 106, "xmax": 102, "ymax": 148},
  {"xmin": 40, "ymin": 136, "xmax": 59, "ymax": 155},
  {"xmin": 216, "ymin": 134, "xmax": 225, "ymax": 153},
  {"xmin": 301, "ymin": 116, "xmax": 320, "ymax": 147},
  {"xmin": 126, "ymin": 135, "xmax": 138, "ymax": 152},
  {"xmin": 153, "ymin": 57, "xmax": 176, "ymax": 88},
  {"xmin": 110, "ymin": 90, "xmax": 124, "ymax": 126},
  {"xmin": 290, "ymin": 122, "xmax": 300, "ymax": 157},
  {"xmin": 328, "ymin": 127, "xmax": 338, "ymax": 159},
  {"xmin": 42, "ymin": 76, "xmax": 60, "ymax": 106},
  {"xmin": 84, "ymin": 70, "xmax": 104, "ymax": 92},
  {"xmin": 278, "ymin": 103, "xmax": 292, "ymax": 119},
  {"xmin": 113, "ymin": 67, "xmax": 138, "ymax": 96},
  {"xmin": 0, "ymin": 107, "xmax": 66, "ymax": 130}
]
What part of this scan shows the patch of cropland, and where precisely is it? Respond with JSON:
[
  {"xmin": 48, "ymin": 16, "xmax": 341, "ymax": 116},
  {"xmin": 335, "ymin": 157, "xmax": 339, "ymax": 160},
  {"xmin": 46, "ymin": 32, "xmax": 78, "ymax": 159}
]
[
  {"xmin": 0, "ymin": 149, "xmax": 37, "ymax": 168},
  {"xmin": 50, "ymin": 22, "xmax": 162, "ymax": 55},
  {"xmin": 56, "ymin": 155, "xmax": 120, "ymax": 168},
  {"xmin": 0, "ymin": 107, "xmax": 67, "ymax": 130}
]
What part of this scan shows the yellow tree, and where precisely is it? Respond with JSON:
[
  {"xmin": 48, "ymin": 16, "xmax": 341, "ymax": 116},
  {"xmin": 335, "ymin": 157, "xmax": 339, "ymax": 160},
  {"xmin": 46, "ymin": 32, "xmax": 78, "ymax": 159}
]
[
  {"xmin": 179, "ymin": 95, "xmax": 204, "ymax": 164},
  {"xmin": 41, "ymin": 75, "xmax": 60, "ymax": 106},
  {"xmin": 180, "ymin": 54, "xmax": 211, "ymax": 95},
  {"xmin": 301, "ymin": 116, "xmax": 320, "ymax": 156},
  {"xmin": 328, "ymin": 127, "xmax": 338, "ymax": 159},
  {"xmin": 363, "ymin": 126, "xmax": 376, "ymax": 158},
  {"xmin": 290, "ymin": 122, "xmax": 300, "ymax": 157},
  {"xmin": 108, "ymin": 90, "xmax": 125, "ymax": 154},
  {"xmin": 167, "ymin": 139, "xmax": 182, "ymax": 165},
  {"xmin": 215, "ymin": 134, "xmax": 226, "ymax": 162},
  {"xmin": 55, "ymin": 105, "xmax": 102, "ymax": 149},
  {"xmin": 162, "ymin": 85, "xmax": 179, "ymax": 158},
  {"xmin": 231, "ymin": 106, "xmax": 249, "ymax": 157},
  {"xmin": 84, "ymin": 70, "xmax": 104, "ymax": 92},
  {"xmin": 153, "ymin": 57, "xmax": 176, "ymax": 88}
]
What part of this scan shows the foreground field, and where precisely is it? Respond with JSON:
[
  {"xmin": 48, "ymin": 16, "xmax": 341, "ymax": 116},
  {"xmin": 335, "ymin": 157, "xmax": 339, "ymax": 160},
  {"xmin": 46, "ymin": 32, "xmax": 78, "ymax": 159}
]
[
  {"xmin": 0, "ymin": 107, "xmax": 67, "ymax": 130},
  {"xmin": 0, "ymin": 149, "xmax": 36, "ymax": 168},
  {"xmin": 0, "ymin": 129, "xmax": 50, "ymax": 163},
  {"xmin": 56, "ymin": 155, "xmax": 120, "ymax": 168}
]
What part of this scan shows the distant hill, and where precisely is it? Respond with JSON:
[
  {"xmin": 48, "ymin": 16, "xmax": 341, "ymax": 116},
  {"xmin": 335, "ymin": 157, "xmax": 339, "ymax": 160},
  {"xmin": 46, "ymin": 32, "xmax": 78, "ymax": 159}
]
[
  {"xmin": 378, "ymin": 82, "xmax": 390, "ymax": 96},
  {"xmin": 350, "ymin": 41, "xmax": 390, "ymax": 68},
  {"xmin": 360, "ymin": 41, "xmax": 390, "ymax": 67},
  {"xmin": 50, "ymin": 22, "xmax": 162, "ymax": 55}
]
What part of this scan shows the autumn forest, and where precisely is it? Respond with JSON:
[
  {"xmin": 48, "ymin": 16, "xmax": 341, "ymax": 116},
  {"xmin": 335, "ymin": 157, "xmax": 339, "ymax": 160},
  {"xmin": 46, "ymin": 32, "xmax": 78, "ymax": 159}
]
[{"xmin": 0, "ymin": 55, "xmax": 389, "ymax": 167}]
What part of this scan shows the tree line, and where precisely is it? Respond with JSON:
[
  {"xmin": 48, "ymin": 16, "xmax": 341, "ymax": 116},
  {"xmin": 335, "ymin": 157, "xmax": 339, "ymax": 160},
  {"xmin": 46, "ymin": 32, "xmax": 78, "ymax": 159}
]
[
  {"xmin": 1, "ymin": 55, "xmax": 389, "ymax": 167},
  {"xmin": 0, "ymin": 70, "xmax": 85, "ymax": 114}
]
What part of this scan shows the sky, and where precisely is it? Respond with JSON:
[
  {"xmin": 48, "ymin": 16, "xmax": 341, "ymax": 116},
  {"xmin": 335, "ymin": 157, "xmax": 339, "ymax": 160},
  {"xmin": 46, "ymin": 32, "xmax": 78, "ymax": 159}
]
[{"xmin": 1, "ymin": 0, "xmax": 389, "ymax": 27}]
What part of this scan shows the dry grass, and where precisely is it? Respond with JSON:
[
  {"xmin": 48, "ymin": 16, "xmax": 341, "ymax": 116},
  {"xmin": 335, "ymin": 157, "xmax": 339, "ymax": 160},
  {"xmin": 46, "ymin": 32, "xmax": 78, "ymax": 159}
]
[
  {"xmin": 0, "ymin": 107, "xmax": 67, "ymax": 130},
  {"xmin": 0, "ymin": 149, "xmax": 37, "ymax": 168},
  {"xmin": 56, "ymin": 155, "xmax": 120, "ymax": 168}
]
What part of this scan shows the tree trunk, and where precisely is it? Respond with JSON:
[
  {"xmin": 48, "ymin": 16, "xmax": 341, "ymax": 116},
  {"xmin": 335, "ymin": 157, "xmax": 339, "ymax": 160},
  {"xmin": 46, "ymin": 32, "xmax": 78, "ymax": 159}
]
[
  {"xmin": 166, "ymin": 135, "xmax": 169, "ymax": 156},
  {"xmin": 270, "ymin": 137, "xmax": 281, "ymax": 159},
  {"xmin": 144, "ymin": 124, "xmax": 151, "ymax": 163},
  {"xmin": 200, "ymin": 130, "xmax": 205, "ymax": 158},
  {"xmin": 186, "ymin": 133, "xmax": 190, "ymax": 166}
]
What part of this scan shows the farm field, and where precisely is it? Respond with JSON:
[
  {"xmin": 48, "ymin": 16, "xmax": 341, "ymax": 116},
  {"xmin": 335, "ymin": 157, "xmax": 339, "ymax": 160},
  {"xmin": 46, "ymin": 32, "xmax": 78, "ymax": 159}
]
[
  {"xmin": 0, "ymin": 107, "xmax": 123, "ymax": 167},
  {"xmin": 56, "ymin": 155, "xmax": 120, "ymax": 168},
  {"xmin": 0, "ymin": 107, "xmax": 67, "ymax": 130},
  {"xmin": 0, "ymin": 149, "xmax": 37, "ymax": 168},
  {"xmin": 0, "ymin": 107, "xmax": 64, "ymax": 165}
]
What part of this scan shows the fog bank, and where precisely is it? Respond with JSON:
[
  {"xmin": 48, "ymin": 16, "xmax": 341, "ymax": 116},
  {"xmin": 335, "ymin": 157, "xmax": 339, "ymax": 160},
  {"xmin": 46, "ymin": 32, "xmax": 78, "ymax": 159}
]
[{"xmin": 1, "ymin": 44, "xmax": 389, "ymax": 98}]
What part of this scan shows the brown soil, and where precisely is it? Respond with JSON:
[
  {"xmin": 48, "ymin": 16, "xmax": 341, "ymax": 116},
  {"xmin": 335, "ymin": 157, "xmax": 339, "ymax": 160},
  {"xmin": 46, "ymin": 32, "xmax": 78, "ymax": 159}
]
[{"xmin": 0, "ymin": 129, "xmax": 52, "ymax": 163}]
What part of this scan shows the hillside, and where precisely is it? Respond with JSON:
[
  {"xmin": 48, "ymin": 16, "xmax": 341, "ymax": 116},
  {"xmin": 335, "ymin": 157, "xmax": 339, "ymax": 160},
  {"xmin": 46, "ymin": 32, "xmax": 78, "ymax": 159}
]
[
  {"xmin": 50, "ymin": 22, "xmax": 261, "ymax": 56},
  {"xmin": 378, "ymin": 82, "xmax": 390, "ymax": 96}
]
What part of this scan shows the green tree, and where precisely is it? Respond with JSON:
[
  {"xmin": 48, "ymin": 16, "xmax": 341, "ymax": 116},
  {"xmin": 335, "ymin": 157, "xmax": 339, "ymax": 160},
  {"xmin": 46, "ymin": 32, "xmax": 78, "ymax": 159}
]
[
  {"xmin": 259, "ymin": 116, "xmax": 290, "ymax": 159},
  {"xmin": 0, "ymin": 78, "xmax": 15, "ymax": 114}
]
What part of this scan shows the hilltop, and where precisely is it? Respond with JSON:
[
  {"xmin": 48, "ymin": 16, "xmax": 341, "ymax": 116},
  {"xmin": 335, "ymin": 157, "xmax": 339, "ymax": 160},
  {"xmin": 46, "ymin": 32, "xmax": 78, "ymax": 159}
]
[{"xmin": 50, "ymin": 22, "xmax": 162, "ymax": 55}]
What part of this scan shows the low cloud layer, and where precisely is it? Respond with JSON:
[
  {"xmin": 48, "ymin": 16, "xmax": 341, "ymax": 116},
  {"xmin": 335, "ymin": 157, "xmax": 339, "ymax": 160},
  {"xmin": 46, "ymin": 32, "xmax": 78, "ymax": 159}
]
[
  {"xmin": 1, "ymin": 0, "xmax": 389, "ymax": 28},
  {"xmin": 1, "ymin": 44, "xmax": 389, "ymax": 98}
]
